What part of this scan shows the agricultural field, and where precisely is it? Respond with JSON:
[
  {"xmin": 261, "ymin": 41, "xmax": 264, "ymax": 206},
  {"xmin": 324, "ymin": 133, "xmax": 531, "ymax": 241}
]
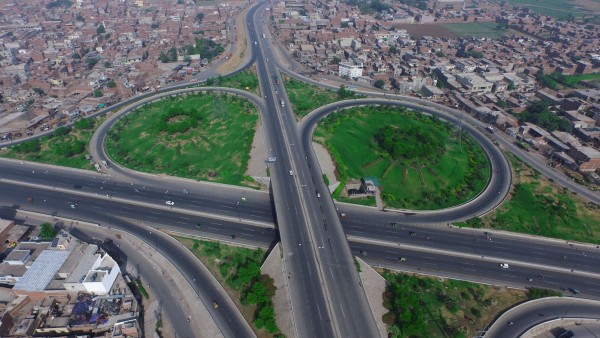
[
  {"xmin": 463, "ymin": 153, "xmax": 600, "ymax": 244},
  {"xmin": 314, "ymin": 106, "xmax": 490, "ymax": 210},
  {"xmin": 507, "ymin": 0, "xmax": 600, "ymax": 21},
  {"xmin": 442, "ymin": 22, "xmax": 521, "ymax": 38},
  {"xmin": 105, "ymin": 92, "xmax": 258, "ymax": 187},
  {"xmin": 0, "ymin": 117, "xmax": 101, "ymax": 170}
]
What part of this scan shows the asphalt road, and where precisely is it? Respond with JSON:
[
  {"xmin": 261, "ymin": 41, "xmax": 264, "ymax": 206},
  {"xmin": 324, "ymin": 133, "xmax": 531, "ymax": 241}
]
[
  {"xmin": 484, "ymin": 297, "xmax": 600, "ymax": 337},
  {"xmin": 251, "ymin": 4, "xmax": 381, "ymax": 337},
  {"xmin": 2, "ymin": 168, "xmax": 600, "ymax": 294}
]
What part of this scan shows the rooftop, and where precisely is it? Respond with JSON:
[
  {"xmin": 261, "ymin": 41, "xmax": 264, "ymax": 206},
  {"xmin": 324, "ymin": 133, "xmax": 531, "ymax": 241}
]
[{"xmin": 14, "ymin": 249, "xmax": 71, "ymax": 292}]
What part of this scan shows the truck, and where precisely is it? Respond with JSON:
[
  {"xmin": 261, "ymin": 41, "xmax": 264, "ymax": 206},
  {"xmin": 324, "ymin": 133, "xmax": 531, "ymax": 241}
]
[
  {"xmin": 262, "ymin": 33, "xmax": 266, "ymax": 39},
  {"xmin": 486, "ymin": 126, "xmax": 495, "ymax": 133},
  {"xmin": 280, "ymin": 100, "xmax": 285, "ymax": 107}
]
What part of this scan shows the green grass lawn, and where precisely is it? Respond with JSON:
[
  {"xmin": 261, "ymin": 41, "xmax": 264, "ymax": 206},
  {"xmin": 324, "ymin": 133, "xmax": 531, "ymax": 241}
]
[
  {"xmin": 206, "ymin": 67, "xmax": 260, "ymax": 95},
  {"xmin": 442, "ymin": 22, "xmax": 520, "ymax": 38},
  {"xmin": 105, "ymin": 92, "xmax": 258, "ymax": 187},
  {"xmin": 477, "ymin": 153, "xmax": 600, "ymax": 244},
  {"xmin": 176, "ymin": 236, "xmax": 281, "ymax": 337},
  {"xmin": 0, "ymin": 117, "xmax": 103, "ymax": 170},
  {"xmin": 284, "ymin": 75, "xmax": 361, "ymax": 117},
  {"xmin": 314, "ymin": 106, "xmax": 490, "ymax": 210},
  {"xmin": 382, "ymin": 270, "xmax": 532, "ymax": 338},
  {"xmin": 549, "ymin": 72, "xmax": 600, "ymax": 88}
]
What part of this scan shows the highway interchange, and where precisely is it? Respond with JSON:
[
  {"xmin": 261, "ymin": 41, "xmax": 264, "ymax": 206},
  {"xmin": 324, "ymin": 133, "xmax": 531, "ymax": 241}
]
[{"xmin": 1, "ymin": 0, "xmax": 600, "ymax": 337}]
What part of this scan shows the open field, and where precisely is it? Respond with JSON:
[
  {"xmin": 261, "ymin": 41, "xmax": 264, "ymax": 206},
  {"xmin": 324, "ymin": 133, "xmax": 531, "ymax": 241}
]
[
  {"xmin": 442, "ymin": 22, "xmax": 522, "ymax": 38},
  {"xmin": 175, "ymin": 237, "xmax": 281, "ymax": 337},
  {"xmin": 314, "ymin": 106, "xmax": 490, "ymax": 210},
  {"xmin": 548, "ymin": 72, "xmax": 600, "ymax": 89},
  {"xmin": 382, "ymin": 270, "xmax": 532, "ymax": 338},
  {"xmin": 105, "ymin": 92, "xmax": 258, "ymax": 187},
  {"xmin": 459, "ymin": 152, "xmax": 600, "ymax": 244},
  {"xmin": 508, "ymin": 0, "xmax": 600, "ymax": 20},
  {"xmin": 0, "ymin": 117, "xmax": 102, "ymax": 170},
  {"xmin": 283, "ymin": 75, "xmax": 361, "ymax": 117}
]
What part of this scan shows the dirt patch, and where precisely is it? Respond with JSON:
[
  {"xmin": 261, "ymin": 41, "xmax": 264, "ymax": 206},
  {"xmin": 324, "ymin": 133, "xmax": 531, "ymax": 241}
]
[
  {"xmin": 572, "ymin": 0, "xmax": 600, "ymax": 13},
  {"xmin": 217, "ymin": 5, "xmax": 250, "ymax": 74},
  {"xmin": 394, "ymin": 24, "xmax": 458, "ymax": 39}
]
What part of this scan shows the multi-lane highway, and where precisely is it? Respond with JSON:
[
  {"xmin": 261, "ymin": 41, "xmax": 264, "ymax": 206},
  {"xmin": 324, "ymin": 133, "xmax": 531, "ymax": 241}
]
[{"xmin": 1, "ymin": 0, "xmax": 600, "ymax": 336}]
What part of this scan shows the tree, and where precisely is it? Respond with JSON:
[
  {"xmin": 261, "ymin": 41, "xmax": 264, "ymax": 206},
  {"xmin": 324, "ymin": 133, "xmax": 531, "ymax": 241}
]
[
  {"xmin": 72, "ymin": 52, "xmax": 81, "ymax": 59},
  {"xmin": 32, "ymin": 87, "xmax": 45, "ymax": 96},
  {"xmin": 76, "ymin": 14, "xmax": 84, "ymax": 22},
  {"xmin": 96, "ymin": 24, "xmax": 105, "ymax": 35},
  {"xmin": 331, "ymin": 56, "xmax": 341, "ymax": 65},
  {"xmin": 93, "ymin": 89, "xmax": 103, "ymax": 97},
  {"xmin": 86, "ymin": 58, "xmax": 99, "ymax": 69},
  {"xmin": 107, "ymin": 80, "xmax": 116, "ymax": 88},
  {"xmin": 39, "ymin": 223, "xmax": 57, "ymax": 240},
  {"xmin": 341, "ymin": 21, "xmax": 350, "ymax": 28},
  {"xmin": 507, "ymin": 81, "xmax": 516, "ymax": 90},
  {"xmin": 337, "ymin": 85, "xmax": 355, "ymax": 99},
  {"xmin": 195, "ymin": 13, "xmax": 205, "ymax": 23},
  {"xmin": 374, "ymin": 79, "xmax": 385, "ymax": 89}
]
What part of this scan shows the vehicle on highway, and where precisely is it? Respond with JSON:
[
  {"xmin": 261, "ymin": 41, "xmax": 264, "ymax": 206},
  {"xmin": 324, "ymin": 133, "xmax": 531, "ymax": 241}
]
[
  {"xmin": 74, "ymin": 184, "xmax": 82, "ymax": 189},
  {"xmin": 399, "ymin": 257, "xmax": 406, "ymax": 262},
  {"xmin": 267, "ymin": 156, "xmax": 277, "ymax": 163},
  {"xmin": 360, "ymin": 250, "xmax": 367, "ymax": 256},
  {"xmin": 166, "ymin": 201, "xmax": 175, "ymax": 206},
  {"xmin": 569, "ymin": 288, "xmax": 580, "ymax": 294},
  {"xmin": 537, "ymin": 275, "xmax": 544, "ymax": 279},
  {"xmin": 212, "ymin": 301, "xmax": 219, "ymax": 309},
  {"xmin": 254, "ymin": 41, "xmax": 257, "ymax": 45},
  {"xmin": 280, "ymin": 100, "xmax": 285, "ymax": 107},
  {"xmin": 27, "ymin": 196, "xmax": 33, "ymax": 203},
  {"xmin": 527, "ymin": 278, "xmax": 533, "ymax": 282},
  {"xmin": 316, "ymin": 192, "xmax": 321, "ymax": 198},
  {"xmin": 409, "ymin": 231, "xmax": 416, "ymax": 237},
  {"xmin": 70, "ymin": 202, "xmax": 78, "ymax": 209},
  {"xmin": 499, "ymin": 263, "xmax": 510, "ymax": 269},
  {"xmin": 230, "ymin": 234, "xmax": 235, "ymax": 239},
  {"xmin": 486, "ymin": 125, "xmax": 495, "ymax": 133},
  {"xmin": 390, "ymin": 222, "xmax": 400, "ymax": 227},
  {"xmin": 289, "ymin": 170, "xmax": 293, "ymax": 176}
]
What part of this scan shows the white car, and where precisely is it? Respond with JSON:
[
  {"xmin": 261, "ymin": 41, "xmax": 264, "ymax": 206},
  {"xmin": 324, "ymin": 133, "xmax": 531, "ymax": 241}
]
[
  {"xmin": 166, "ymin": 201, "xmax": 175, "ymax": 206},
  {"xmin": 289, "ymin": 170, "xmax": 293, "ymax": 176},
  {"xmin": 499, "ymin": 263, "xmax": 509, "ymax": 269}
]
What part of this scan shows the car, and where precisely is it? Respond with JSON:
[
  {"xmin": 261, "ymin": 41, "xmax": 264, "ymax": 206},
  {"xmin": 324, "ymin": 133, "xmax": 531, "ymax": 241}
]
[
  {"xmin": 166, "ymin": 201, "xmax": 175, "ymax": 206},
  {"xmin": 74, "ymin": 184, "xmax": 82, "ymax": 189},
  {"xmin": 316, "ymin": 192, "xmax": 321, "ymax": 198},
  {"xmin": 70, "ymin": 202, "xmax": 78, "ymax": 209},
  {"xmin": 399, "ymin": 257, "xmax": 407, "ymax": 262},
  {"xmin": 390, "ymin": 222, "xmax": 400, "ymax": 227},
  {"xmin": 499, "ymin": 263, "xmax": 509, "ymax": 269},
  {"xmin": 409, "ymin": 231, "xmax": 417, "ymax": 237},
  {"xmin": 527, "ymin": 278, "xmax": 533, "ymax": 282},
  {"xmin": 230, "ymin": 234, "xmax": 236, "ymax": 239},
  {"xmin": 537, "ymin": 275, "xmax": 544, "ymax": 279},
  {"xmin": 360, "ymin": 250, "xmax": 367, "ymax": 256},
  {"xmin": 289, "ymin": 170, "xmax": 293, "ymax": 176},
  {"xmin": 569, "ymin": 288, "xmax": 580, "ymax": 295},
  {"xmin": 212, "ymin": 301, "xmax": 219, "ymax": 309}
]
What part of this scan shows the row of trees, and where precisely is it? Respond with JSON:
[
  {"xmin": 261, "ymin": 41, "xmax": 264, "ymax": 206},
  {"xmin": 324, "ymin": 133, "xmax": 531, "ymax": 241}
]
[{"xmin": 160, "ymin": 38, "xmax": 225, "ymax": 63}]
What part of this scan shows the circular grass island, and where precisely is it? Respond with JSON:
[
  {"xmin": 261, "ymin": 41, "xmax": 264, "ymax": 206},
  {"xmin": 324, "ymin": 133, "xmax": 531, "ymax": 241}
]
[
  {"xmin": 313, "ymin": 106, "xmax": 491, "ymax": 210},
  {"xmin": 105, "ymin": 92, "xmax": 259, "ymax": 187}
]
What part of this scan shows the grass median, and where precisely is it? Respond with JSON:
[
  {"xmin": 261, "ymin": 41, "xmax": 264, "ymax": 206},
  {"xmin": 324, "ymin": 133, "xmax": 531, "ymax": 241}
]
[
  {"xmin": 314, "ymin": 106, "xmax": 490, "ymax": 210},
  {"xmin": 176, "ymin": 237, "xmax": 281, "ymax": 338},
  {"xmin": 105, "ymin": 92, "xmax": 259, "ymax": 187},
  {"xmin": 283, "ymin": 75, "xmax": 362, "ymax": 117}
]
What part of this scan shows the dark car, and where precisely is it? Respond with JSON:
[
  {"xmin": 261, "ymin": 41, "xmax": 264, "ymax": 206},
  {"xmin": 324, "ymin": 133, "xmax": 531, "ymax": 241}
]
[{"xmin": 74, "ymin": 184, "xmax": 82, "ymax": 189}]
